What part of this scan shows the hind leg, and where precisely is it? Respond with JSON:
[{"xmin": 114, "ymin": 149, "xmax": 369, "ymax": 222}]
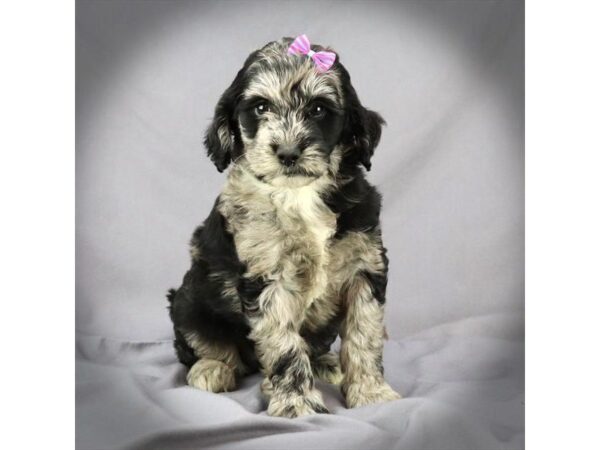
[{"xmin": 184, "ymin": 332, "xmax": 243, "ymax": 393}]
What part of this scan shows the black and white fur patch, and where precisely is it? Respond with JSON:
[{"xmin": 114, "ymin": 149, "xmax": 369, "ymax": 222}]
[{"xmin": 168, "ymin": 37, "xmax": 400, "ymax": 417}]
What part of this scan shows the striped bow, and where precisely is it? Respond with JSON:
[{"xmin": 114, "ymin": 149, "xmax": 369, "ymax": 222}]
[{"xmin": 287, "ymin": 34, "xmax": 336, "ymax": 73}]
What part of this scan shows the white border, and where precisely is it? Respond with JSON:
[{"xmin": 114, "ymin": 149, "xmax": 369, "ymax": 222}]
[
  {"xmin": 0, "ymin": 1, "xmax": 74, "ymax": 448},
  {"xmin": 527, "ymin": 1, "xmax": 600, "ymax": 449}
]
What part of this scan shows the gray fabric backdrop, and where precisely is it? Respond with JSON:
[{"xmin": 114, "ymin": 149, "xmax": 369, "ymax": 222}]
[{"xmin": 76, "ymin": 1, "xmax": 524, "ymax": 449}]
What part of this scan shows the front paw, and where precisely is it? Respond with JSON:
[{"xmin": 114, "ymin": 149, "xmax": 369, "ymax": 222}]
[
  {"xmin": 343, "ymin": 377, "xmax": 401, "ymax": 409},
  {"xmin": 267, "ymin": 389, "xmax": 329, "ymax": 418}
]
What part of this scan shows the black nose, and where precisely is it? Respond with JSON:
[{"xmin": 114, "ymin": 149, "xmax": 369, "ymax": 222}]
[{"xmin": 276, "ymin": 145, "xmax": 301, "ymax": 167}]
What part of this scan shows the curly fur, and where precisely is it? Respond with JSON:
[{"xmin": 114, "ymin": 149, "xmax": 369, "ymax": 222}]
[{"xmin": 168, "ymin": 37, "xmax": 400, "ymax": 417}]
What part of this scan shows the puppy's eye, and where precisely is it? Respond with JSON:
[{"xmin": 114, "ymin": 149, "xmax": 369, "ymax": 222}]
[
  {"xmin": 255, "ymin": 102, "xmax": 270, "ymax": 116},
  {"xmin": 308, "ymin": 103, "xmax": 327, "ymax": 119}
]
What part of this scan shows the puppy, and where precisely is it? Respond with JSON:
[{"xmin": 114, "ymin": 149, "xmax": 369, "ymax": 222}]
[{"xmin": 168, "ymin": 36, "xmax": 400, "ymax": 418}]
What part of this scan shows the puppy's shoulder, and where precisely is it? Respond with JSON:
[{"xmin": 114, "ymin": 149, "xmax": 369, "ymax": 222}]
[
  {"xmin": 189, "ymin": 197, "xmax": 241, "ymax": 270},
  {"xmin": 324, "ymin": 165, "xmax": 383, "ymax": 238}
]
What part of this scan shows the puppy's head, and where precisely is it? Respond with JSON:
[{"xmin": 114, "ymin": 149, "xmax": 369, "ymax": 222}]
[{"xmin": 204, "ymin": 38, "xmax": 384, "ymax": 184}]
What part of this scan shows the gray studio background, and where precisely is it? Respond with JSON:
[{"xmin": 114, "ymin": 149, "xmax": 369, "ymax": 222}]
[{"xmin": 76, "ymin": 1, "xmax": 524, "ymax": 449}]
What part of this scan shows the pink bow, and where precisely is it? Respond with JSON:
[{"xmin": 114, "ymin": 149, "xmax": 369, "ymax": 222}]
[{"xmin": 287, "ymin": 34, "xmax": 336, "ymax": 73}]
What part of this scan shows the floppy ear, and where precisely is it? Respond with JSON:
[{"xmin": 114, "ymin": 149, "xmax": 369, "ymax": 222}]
[
  {"xmin": 204, "ymin": 69, "xmax": 244, "ymax": 172},
  {"xmin": 338, "ymin": 63, "xmax": 386, "ymax": 171},
  {"xmin": 204, "ymin": 51, "xmax": 260, "ymax": 172}
]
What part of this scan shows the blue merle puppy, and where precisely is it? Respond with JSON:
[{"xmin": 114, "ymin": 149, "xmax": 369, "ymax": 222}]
[{"xmin": 168, "ymin": 36, "xmax": 401, "ymax": 418}]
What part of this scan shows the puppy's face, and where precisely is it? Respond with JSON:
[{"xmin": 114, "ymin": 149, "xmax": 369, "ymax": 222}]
[
  {"xmin": 204, "ymin": 39, "xmax": 384, "ymax": 184},
  {"xmin": 237, "ymin": 60, "xmax": 345, "ymax": 183}
]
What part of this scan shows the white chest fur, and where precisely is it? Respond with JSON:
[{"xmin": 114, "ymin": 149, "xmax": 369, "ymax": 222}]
[
  {"xmin": 270, "ymin": 184, "xmax": 336, "ymax": 247},
  {"xmin": 219, "ymin": 169, "xmax": 337, "ymax": 304}
]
